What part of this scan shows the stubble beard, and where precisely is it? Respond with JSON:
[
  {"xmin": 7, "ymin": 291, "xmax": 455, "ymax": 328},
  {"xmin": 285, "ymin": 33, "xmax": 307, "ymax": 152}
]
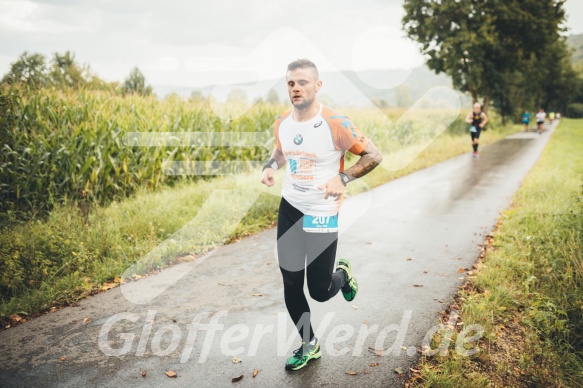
[{"xmin": 291, "ymin": 94, "xmax": 315, "ymax": 111}]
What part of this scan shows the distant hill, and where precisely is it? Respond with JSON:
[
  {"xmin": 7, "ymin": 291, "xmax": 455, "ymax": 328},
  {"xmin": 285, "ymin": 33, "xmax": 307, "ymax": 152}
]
[
  {"xmin": 154, "ymin": 65, "xmax": 471, "ymax": 108},
  {"xmin": 567, "ymin": 33, "xmax": 583, "ymax": 64}
]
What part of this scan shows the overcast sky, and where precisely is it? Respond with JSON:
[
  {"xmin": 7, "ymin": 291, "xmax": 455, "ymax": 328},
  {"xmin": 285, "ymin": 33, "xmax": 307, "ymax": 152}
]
[{"xmin": 1, "ymin": 0, "xmax": 582, "ymax": 88}]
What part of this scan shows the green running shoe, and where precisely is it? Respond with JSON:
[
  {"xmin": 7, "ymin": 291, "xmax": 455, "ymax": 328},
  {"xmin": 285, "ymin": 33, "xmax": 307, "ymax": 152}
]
[
  {"xmin": 285, "ymin": 339, "xmax": 321, "ymax": 371},
  {"xmin": 337, "ymin": 258, "xmax": 358, "ymax": 302}
]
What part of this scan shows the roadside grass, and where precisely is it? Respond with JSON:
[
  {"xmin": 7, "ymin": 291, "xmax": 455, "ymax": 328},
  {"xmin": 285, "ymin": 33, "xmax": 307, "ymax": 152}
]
[
  {"xmin": 0, "ymin": 118, "xmax": 517, "ymax": 326},
  {"xmin": 408, "ymin": 119, "xmax": 583, "ymax": 387}
]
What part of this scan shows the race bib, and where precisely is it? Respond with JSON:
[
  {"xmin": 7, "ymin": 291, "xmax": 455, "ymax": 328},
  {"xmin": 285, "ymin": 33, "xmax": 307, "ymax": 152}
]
[
  {"xmin": 303, "ymin": 214, "xmax": 339, "ymax": 233},
  {"xmin": 469, "ymin": 126, "xmax": 478, "ymax": 133}
]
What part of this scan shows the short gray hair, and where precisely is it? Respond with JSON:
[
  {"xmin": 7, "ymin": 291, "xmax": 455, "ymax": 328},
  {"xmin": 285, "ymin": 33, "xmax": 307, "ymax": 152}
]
[{"xmin": 287, "ymin": 59, "xmax": 319, "ymax": 79}]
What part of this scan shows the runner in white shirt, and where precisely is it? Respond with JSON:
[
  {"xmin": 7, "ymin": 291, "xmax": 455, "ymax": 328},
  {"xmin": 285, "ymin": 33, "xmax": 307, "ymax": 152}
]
[
  {"xmin": 536, "ymin": 108, "xmax": 546, "ymax": 134},
  {"xmin": 261, "ymin": 59, "xmax": 383, "ymax": 371}
]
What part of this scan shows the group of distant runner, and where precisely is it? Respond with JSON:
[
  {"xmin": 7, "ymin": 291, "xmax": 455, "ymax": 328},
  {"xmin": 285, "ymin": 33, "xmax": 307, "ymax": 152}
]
[
  {"xmin": 462, "ymin": 104, "xmax": 560, "ymax": 160},
  {"xmin": 521, "ymin": 108, "xmax": 560, "ymax": 134}
]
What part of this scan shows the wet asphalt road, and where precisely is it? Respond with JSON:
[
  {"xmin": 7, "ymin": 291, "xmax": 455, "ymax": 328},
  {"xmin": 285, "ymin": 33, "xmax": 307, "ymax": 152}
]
[{"xmin": 0, "ymin": 124, "xmax": 556, "ymax": 388}]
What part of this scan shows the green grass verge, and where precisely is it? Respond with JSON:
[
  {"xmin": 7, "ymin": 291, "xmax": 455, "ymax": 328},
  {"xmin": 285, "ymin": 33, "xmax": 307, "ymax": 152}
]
[
  {"xmin": 410, "ymin": 119, "xmax": 583, "ymax": 387},
  {"xmin": 0, "ymin": 123, "xmax": 517, "ymax": 325}
]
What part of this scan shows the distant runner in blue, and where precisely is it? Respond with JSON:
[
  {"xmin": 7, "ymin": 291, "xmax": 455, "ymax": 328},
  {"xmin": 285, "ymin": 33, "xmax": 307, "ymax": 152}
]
[{"xmin": 522, "ymin": 109, "xmax": 531, "ymax": 132}]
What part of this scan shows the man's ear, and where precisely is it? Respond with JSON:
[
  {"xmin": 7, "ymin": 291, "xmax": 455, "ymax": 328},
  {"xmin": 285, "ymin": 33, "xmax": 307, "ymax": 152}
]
[{"xmin": 315, "ymin": 79, "xmax": 322, "ymax": 93}]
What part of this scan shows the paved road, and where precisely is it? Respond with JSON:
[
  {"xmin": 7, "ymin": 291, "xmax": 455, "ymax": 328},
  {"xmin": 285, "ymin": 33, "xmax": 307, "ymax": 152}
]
[{"xmin": 0, "ymin": 124, "xmax": 557, "ymax": 388}]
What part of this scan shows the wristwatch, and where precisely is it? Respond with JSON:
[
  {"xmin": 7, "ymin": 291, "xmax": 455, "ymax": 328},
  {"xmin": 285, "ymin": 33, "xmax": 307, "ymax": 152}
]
[{"xmin": 338, "ymin": 172, "xmax": 350, "ymax": 186}]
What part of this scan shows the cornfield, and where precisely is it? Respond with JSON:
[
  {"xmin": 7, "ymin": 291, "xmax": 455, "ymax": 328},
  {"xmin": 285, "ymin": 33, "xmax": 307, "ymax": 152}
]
[{"xmin": 0, "ymin": 85, "xmax": 278, "ymax": 217}]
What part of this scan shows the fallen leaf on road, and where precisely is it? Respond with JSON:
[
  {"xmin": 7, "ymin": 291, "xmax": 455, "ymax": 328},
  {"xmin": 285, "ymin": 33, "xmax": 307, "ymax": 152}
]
[
  {"xmin": 413, "ymin": 284, "xmax": 423, "ymax": 287},
  {"xmin": 406, "ymin": 257, "xmax": 413, "ymax": 261},
  {"xmin": 364, "ymin": 370, "xmax": 371, "ymax": 374},
  {"xmin": 141, "ymin": 370, "xmax": 147, "ymax": 377},
  {"xmin": 252, "ymin": 293, "xmax": 264, "ymax": 297},
  {"xmin": 345, "ymin": 371, "xmax": 358, "ymax": 375},
  {"xmin": 370, "ymin": 363, "xmax": 380, "ymax": 367},
  {"xmin": 423, "ymin": 269, "xmax": 429, "ymax": 273},
  {"xmin": 252, "ymin": 369, "xmax": 260, "ymax": 378},
  {"xmin": 113, "ymin": 276, "xmax": 122, "ymax": 283},
  {"xmin": 101, "ymin": 282, "xmax": 117, "ymax": 291},
  {"xmin": 9, "ymin": 315, "xmax": 21, "ymax": 323},
  {"xmin": 231, "ymin": 374, "xmax": 244, "ymax": 382},
  {"xmin": 400, "ymin": 346, "xmax": 407, "ymax": 350},
  {"xmin": 59, "ymin": 356, "xmax": 67, "ymax": 361},
  {"xmin": 394, "ymin": 367, "xmax": 404, "ymax": 375},
  {"xmin": 457, "ymin": 268, "xmax": 466, "ymax": 273},
  {"xmin": 83, "ymin": 317, "xmax": 91, "ymax": 324},
  {"xmin": 165, "ymin": 371, "xmax": 177, "ymax": 378},
  {"xmin": 232, "ymin": 357, "xmax": 242, "ymax": 363}
]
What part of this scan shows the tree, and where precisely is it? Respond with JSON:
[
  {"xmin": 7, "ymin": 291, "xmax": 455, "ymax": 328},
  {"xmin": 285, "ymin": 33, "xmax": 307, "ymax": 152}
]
[
  {"xmin": 394, "ymin": 84, "xmax": 413, "ymax": 108},
  {"xmin": 1, "ymin": 51, "xmax": 114, "ymax": 92},
  {"xmin": 226, "ymin": 88, "xmax": 247, "ymax": 104},
  {"xmin": 265, "ymin": 88, "xmax": 280, "ymax": 104},
  {"xmin": 49, "ymin": 51, "xmax": 85, "ymax": 88},
  {"xmin": 190, "ymin": 90, "xmax": 206, "ymax": 103},
  {"xmin": 1, "ymin": 52, "xmax": 48, "ymax": 88},
  {"xmin": 537, "ymin": 39, "xmax": 579, "ymax": 112},
  {"xmin": 402, "ymin": 0, "xmax": 569, "ymax": 120},
  {"xmin": 121, "ymin": 67, "xmax": 153, "ymax": 96}
]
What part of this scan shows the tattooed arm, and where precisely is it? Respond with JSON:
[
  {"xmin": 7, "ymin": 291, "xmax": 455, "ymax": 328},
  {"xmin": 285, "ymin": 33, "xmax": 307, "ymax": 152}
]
[
  {"xmin": 342, "ymin": 140, "xmax": 383, "ymax": 182},
  {"xmin": 320, "ymin": 140, "xmax": 383, "ymax": 200}
]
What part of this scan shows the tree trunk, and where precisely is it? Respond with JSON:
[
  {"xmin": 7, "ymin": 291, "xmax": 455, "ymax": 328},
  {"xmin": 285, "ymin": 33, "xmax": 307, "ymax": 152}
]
[
  {"xmin": 470, "ymin": 90, "xmax": 478, "ymax": 105},
  {"xmin": 482, "ymin": 95, "xmax": 490, "ymax": 113}
]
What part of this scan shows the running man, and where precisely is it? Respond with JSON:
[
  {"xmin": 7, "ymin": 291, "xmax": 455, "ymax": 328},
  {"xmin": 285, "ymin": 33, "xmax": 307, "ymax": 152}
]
[
  {"xmin": 260, "ymin": 59, "xmax": 383, "ymax": 371},
  {"xmin": 522, "ymin": 109, "xmax": 531, "ymax": 132},
  {"xmin": 464, "ymin": 102, "xmax": 488, "ymax": 159},
  {"xmin": 536, "ymin": 108, "xmax": 546, "ymax": 134}
]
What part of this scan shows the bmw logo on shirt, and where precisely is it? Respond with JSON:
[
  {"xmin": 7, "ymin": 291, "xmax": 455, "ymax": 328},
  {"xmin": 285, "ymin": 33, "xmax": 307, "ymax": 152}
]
[{"xmin": 294, "ymin": 134, "xmax": 303, "ymax": 145}]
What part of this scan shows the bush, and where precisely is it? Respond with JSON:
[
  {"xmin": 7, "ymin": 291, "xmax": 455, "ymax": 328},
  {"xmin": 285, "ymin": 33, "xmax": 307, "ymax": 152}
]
[
  {"xmin": 565, "ymin": 103, "xmax": 583, "ymax": 118},
  {"xmin": 0, "ymin": 217, "xmax": 84, "ymax": 298}
]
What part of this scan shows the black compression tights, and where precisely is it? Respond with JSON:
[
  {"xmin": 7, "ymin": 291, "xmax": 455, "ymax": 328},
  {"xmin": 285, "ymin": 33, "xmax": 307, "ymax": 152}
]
[{"xmin": 277, "ymin": 197, "xmax": 345, "ymax": 342}]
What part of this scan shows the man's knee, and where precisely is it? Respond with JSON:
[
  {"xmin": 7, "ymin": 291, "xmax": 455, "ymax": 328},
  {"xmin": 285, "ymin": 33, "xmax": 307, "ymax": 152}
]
[
  {"xmin": 308, "ymin": 283, "xmax": 332, "ymax": 302},
  {"xmin": 281, "ymin": 269, "xmax": 304, "ymax": 291}
]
